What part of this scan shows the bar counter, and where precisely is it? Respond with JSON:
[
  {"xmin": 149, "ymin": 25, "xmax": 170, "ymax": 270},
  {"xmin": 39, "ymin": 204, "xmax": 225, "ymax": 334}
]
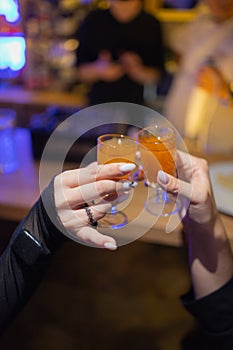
[
  {"xmin": 0, "ymin": 87, "xmax": 88, "ymax": 108},
  {"xmin": 0, "ymin": 86, "xmax": 88, "ymax": 127}
]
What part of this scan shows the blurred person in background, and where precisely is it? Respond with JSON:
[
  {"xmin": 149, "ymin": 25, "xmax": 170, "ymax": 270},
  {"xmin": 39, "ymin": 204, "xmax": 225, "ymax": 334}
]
[
  {"xmin": 75, "ymin": 0, "xmax": 165, "ymax": 106},
  {"xmin": 163, "ymin": 0, "xmax": 233, "ymax": 136}
]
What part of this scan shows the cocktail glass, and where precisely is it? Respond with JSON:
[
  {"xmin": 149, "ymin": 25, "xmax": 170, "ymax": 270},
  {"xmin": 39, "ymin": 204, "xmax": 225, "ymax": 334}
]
[
  {"xmin": 97, "ymin": 134, "xmax": 137, "ymax": 228},
  {"xmin": 138, "ymin": 124, "xmax": 180, "ymax": 216}
]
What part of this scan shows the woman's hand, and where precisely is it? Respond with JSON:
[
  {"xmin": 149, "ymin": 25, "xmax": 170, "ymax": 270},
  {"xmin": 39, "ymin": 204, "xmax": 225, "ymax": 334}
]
[
  {"xmin": 157, "ymin": 151, "xmax": 216, "ymax": 225},
  {"xmin": 53, "ymin": 162, "xmax": 136, "ymax": 251},
  {"xmin": 157, "ymin": 151, "xmax": 233, "ymax": 298}
]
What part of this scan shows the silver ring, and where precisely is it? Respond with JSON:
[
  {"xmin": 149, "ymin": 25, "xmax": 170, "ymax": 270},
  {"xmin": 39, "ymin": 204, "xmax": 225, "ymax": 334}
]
[{"xmin": 84, "ymin": 203, "xmax": 98, "ymax": 227}]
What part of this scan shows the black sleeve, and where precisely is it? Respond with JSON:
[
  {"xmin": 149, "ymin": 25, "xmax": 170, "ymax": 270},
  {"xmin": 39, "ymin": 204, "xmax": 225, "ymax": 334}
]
[
  {"xmin": 181, "ymin": 277, "xmax": 233, "ymax": 347},
  {"xmin": 0, "ymin": 179, "xmax": 67, "ymax": 333}
]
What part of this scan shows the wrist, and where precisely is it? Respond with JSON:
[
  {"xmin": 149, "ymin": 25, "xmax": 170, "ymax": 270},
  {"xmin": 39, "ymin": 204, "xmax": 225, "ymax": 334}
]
[
  {"xmin": 41, "ymin": 181, "xmax": 69, "ymax": 250},
  {"xmin": 183, "ymin": 214, "xmax": 228, "ymax": 250}
]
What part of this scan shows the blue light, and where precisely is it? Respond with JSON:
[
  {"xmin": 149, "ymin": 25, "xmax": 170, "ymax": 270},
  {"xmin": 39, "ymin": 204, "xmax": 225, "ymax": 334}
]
[
  {"xmin": 0, "ymin": 0, "xmax": 26, "ymax": 76},
  {"xmin": 0, "ymin": 0, "xmax": 20, "ymax": 23},
  {"xmin": 0, "ymin": 36, "xmax": 26, "ymax": 71}
]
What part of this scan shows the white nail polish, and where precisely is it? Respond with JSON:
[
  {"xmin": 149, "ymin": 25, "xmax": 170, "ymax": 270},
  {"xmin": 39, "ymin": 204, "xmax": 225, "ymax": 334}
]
[
  {"xmin": 122, "ymin": 181, "xmax": 138, "ymax": 189},
  {"xmin": 119, "ymin": 163, "xmax": 136, "ymax": 172},
  {"xmin": 104, "ymin": 242, "xmax": 117, "ymax": 250},
  {"xmin": 158, "ymin": 170, "xmax": 169, "ymax": 184}
]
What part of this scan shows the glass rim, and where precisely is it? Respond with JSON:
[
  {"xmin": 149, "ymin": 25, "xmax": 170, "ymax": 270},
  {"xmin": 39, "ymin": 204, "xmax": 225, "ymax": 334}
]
[
  {"xmin": 97, "ymin": 133, "xmax": 137, "ymax": 143},
  {"xmin": 137, "ymin": 125, "xmax": 176, "ymax": 143}
]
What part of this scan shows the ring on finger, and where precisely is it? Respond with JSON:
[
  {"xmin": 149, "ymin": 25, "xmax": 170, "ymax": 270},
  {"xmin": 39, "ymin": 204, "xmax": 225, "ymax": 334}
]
[{"xmin": 84, "ymin": 203, "xmax": 98, "ymax": 227}]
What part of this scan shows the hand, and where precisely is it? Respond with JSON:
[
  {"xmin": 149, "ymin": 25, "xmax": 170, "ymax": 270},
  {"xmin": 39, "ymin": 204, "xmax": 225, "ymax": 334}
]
[
  {"xmin": 157, "ymin": 151, "xmax": 233, "ymax": 298},
  {"xmin": 77, "ymin": 50, "xmax": 124, "ymax": 83},
  {"xmin": 96, "ymin": 50, "xmax": 124, "ymax": 82},
  {"xmin": 157, "ymin": 151, "xmax": 216, "ymax": 225},
  {"xmin": 120, "ymin": 51, "xmax": 160, "ymax": 84},
  {"xmin": 54, "ymin": 162, "xmax": 136, "ymax": 250}
]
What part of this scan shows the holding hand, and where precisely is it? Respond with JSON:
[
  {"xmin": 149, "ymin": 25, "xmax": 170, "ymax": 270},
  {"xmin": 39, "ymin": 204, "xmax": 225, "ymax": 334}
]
[
  {"xmin": 53, "ymin": 162, "xmax": 136, "ymax": 250},
  {"xmin": 157, "ymin": 151, "xmax": 233, "ymax": 299},
  {"xmin": 157, "ymin": 151, "xmax": 216, "ymax": 225}
]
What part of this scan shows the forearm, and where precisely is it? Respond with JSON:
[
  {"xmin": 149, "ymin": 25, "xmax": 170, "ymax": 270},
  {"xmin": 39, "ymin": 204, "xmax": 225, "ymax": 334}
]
[
  {"xmin": 0, "ymin": 181, "xmax": 66, "ymax": 332},
  {"xmin": 184, "ymin": 215, "xmax": 233, "ymax": 300}
]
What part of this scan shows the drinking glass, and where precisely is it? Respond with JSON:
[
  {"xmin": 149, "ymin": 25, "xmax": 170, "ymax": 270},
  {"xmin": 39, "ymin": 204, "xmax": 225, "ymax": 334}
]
[
  {"xmin": 138, "ymin": 124, "xmax": 180, "ymax": 216},
  {"xmin": 97, "ymin": 134, "xmax": 137, "ymax": 229}
]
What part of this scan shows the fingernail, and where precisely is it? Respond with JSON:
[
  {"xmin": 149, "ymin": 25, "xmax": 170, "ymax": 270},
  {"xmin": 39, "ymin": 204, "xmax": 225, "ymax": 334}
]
[
  {"xmin": 122, "ymin": 181, "xmax": 138, "ymax": 189},
  {"xmin": 104, "ymin": 242, "xmax": 117, "ymax": 250},
  {"xmin": 158, "ymin": 170, "xmax": 169, "ymax": 185},
  {"xmin": 119, "ymin": 163, "xmax": 136, "ymax": 172}
]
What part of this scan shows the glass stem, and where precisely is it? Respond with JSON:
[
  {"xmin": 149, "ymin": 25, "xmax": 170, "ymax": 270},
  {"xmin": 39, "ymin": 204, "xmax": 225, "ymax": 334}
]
[
  {"xmin": 155, "ymin": 184, "xmax": 169, "ymax": 204},
  {"xmin": 111, "ymin": 205, "xmax": 117, "ymax": 214}
]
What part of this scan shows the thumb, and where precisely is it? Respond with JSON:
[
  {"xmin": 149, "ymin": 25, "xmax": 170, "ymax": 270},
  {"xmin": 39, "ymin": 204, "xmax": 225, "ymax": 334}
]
[
  {"xmin": 157, "ymin": 170, "xmax": 193, "ymax": 201},
  {"xmin": 157, "ymin": 170, "xmax": 192, "ymax": 233}
]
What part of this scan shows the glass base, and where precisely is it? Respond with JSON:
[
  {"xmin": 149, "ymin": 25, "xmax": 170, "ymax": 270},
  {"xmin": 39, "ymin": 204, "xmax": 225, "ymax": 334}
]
[
  {"xmin": 145, "ymin": 192, "xmax": 180, "ymax": 217},
  {"xmin": 98, "ymin": 211, "xmax": 128, "ymax": 229}
]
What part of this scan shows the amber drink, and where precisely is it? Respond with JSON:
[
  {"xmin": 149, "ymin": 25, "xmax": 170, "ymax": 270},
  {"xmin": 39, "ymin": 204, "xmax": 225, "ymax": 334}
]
[
  {"xmin": 96, "ymin": 134, "xmax": 138, "ymax": 229},
  {"xmin": 97, "ymin": 134, "xmax": 137, "ymax": 180},
  {"xmin": 138, "ymin": 126, "xmax": 176, "ymax": 187},
  {"xmin": 137, "ymin": 125, "xmax": 179, "ymax": 217}
]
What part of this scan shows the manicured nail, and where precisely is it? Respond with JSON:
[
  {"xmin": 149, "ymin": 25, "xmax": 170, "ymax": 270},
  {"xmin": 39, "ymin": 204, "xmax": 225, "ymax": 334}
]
[
  {"xmin": 122, "ymin": 181, "xmax": 138, "ymax": 189},
  {"xmin": 158, "ymin": 170, "xmax": 169, "ymax": 185},
  {"xmin": 119, "ymin": 163, "xmax": 136, "ymax": 172},
  {"xmin": 104, "ymin": 242, "xmax": 117, "ymax": 250}
]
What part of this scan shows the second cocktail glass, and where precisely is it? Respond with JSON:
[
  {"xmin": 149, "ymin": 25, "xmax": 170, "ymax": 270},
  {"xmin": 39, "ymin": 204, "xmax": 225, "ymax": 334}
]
[
  {"xmin": 138, "ymin": 124, "xmax": 180, "ymax": 217},
  {"xmin": 97, "ymin": 134, "xmax": 138, "ymax": 229}
]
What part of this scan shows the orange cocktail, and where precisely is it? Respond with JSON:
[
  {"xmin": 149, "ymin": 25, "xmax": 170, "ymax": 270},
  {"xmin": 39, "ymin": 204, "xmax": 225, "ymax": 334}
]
[
  {"xmin": 97, "ymin": 134, "xmax": 137, "ymax": 180},
  {"xmin": 97, "ymin": 134, "xmax": 138, "ymax": 228},
  {"xmin": 138, "ymin": 126, "xmax": 176, "ymax": 188}
]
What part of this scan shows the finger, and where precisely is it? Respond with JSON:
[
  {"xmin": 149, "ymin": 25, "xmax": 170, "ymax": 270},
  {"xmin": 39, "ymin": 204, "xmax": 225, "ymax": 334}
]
[
  {"xmin": 157, "ymin": 170, "xmax": 192, "ymax": 200},
  {"xmin": 97, "ymin": 190, "xmax": 130, "ymax": 204},
  {"xmin": 61, "ymin": 202, "xmax": 111, "ymax": 231},
  {"xmin": 67, "ymin": 179, "xmax": 137, "ymax": 208},
  {"xmin": 175, "ymin": 151, "xmax": 193, "ymax": 182},
  {"xmin": 58, "ymin": 163, "xmax": 136, "ymax": 188},
  {"xmin": 75, "ymin": 203, "xmax": 118, "ymax": 250},
  {"xmin": 86, "ymin": 161, "xmax": 97, "ymax": 168},
  {"xmin": 85, "ymin": 202, "xmax": 113, "ymax": 221},
  {"xmin": 94, "ymin": 163, "xmax": 136, "ymax": 180},
  {"xmin": 77, "ymin": 226, "xmax": 117, "ymax": 250}
]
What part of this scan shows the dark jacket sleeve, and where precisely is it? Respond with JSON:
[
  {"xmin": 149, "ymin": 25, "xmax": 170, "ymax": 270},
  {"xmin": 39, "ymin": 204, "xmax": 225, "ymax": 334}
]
[
  {"xmin": 0, "ymin": 179, "xmax": 67, "ymax": 333},
  {"xmin": 181, "ymin": 277, "xmax": 233, "ymax": 348}
]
